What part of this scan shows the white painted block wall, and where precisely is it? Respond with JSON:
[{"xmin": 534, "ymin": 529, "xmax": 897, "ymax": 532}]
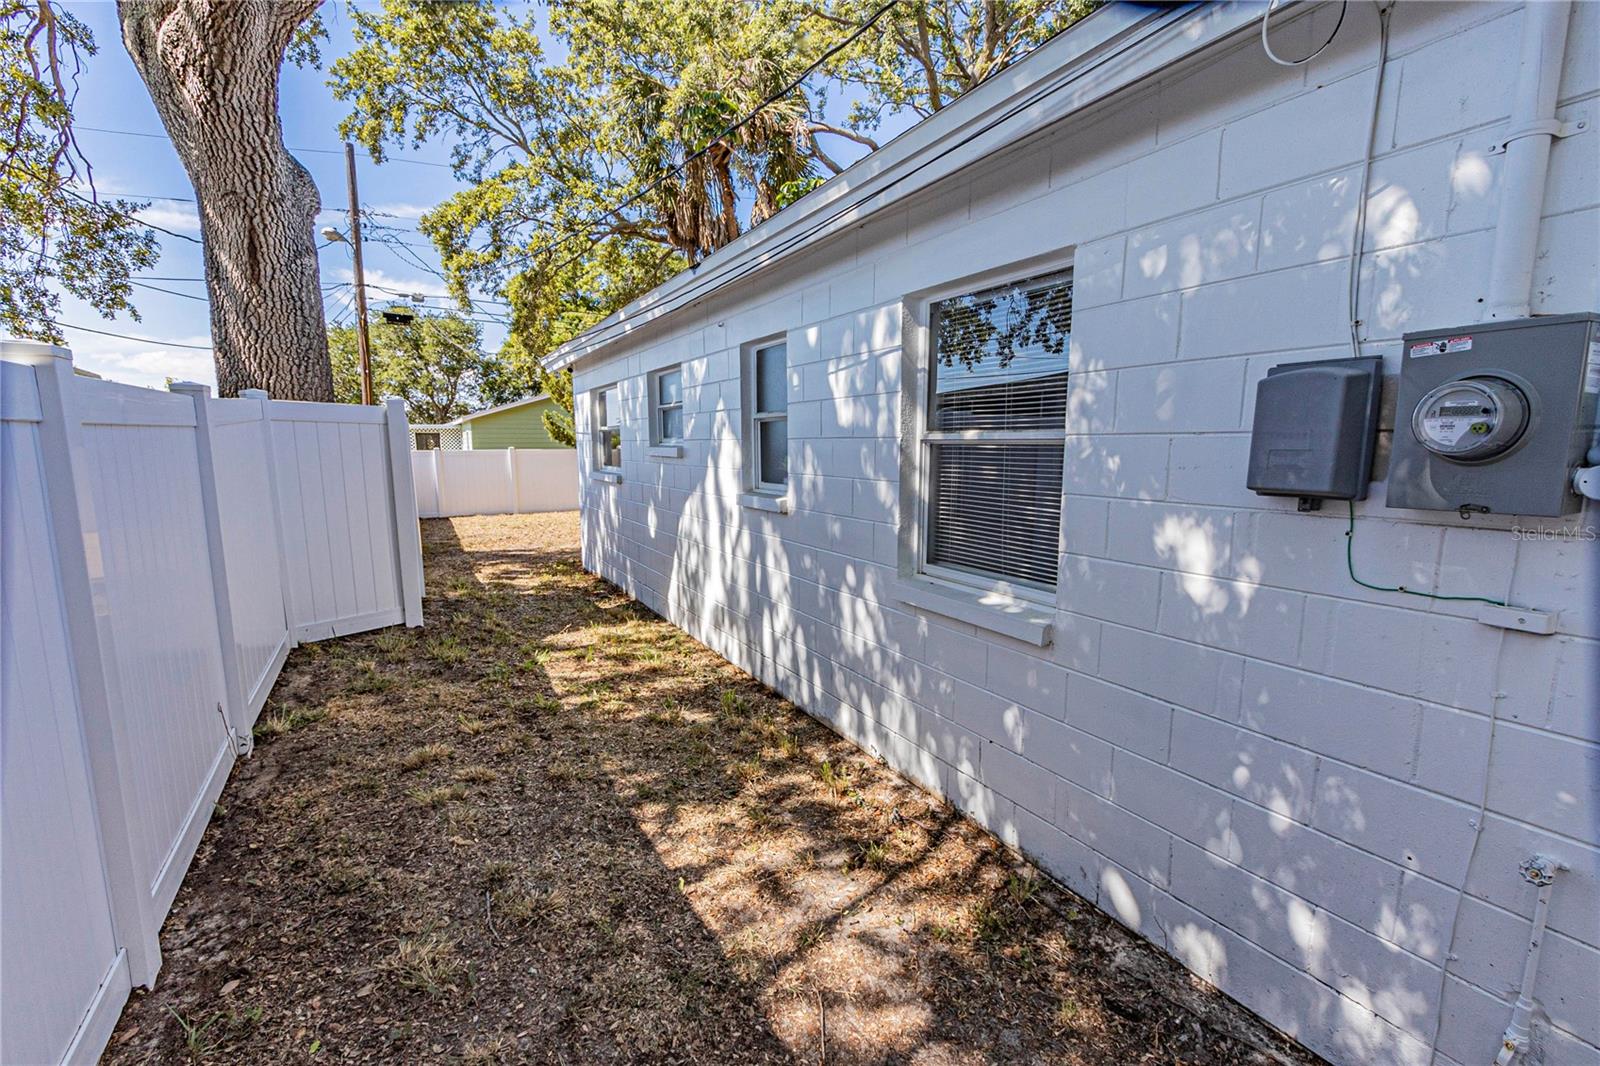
[{"xmin": 567, "ymin": 5, "xmax": 1599, "ymax": 1064}]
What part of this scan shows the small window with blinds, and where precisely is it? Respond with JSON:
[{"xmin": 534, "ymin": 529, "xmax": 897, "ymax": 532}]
[
  {"xmin": 923, "ymin": 271, "xmax": 1071, "ymax": 590},
  {"xmin": 593, "ymin": 384, "xmax": 622, "ymax": 471},
  {"xmin": 744, "ymin": 339, "xmax": 788, "ymax": 492},
  {"xmin": 651, "ymin": 365, "xmax": 683, "ymax": 443}
]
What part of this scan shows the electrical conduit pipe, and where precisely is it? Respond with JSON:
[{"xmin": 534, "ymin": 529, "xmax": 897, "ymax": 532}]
[
  {"xmin": 1496, "ymin": 856, "xmax": 1565, "ymax": 1065},
  {"xmin": 1484, "ymin": 9, "xmax": 1574, "ymax": 1062},
  {"xmin": 1484, "ymin": 0, "xmax": 1574, "ymax": 321}
]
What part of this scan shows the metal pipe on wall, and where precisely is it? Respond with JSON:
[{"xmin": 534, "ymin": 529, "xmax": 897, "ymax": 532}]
[{"xmin": 1484, "ymin": 0, "xmax": 1574, "ymax": 321}]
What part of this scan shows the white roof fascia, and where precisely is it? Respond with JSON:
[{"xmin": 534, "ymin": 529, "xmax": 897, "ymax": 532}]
[{"xmin": 542, "ymin": 1, "xmax": 1269, "ymax": 373}]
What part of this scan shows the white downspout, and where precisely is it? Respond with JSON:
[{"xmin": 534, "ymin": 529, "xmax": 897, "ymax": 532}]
[
  {"xmin": 1484, "ymin": 0, "xmax": 1573, "ymax": 321},
  {"xmin": 1494, "ymin": 855, "xmax": 1565, "ymax": 1066}
]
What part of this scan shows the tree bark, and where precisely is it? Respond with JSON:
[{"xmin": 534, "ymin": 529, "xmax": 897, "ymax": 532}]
[{"xmin": 118, "ymin": 0, "xmax": 333, "ymax": 400}]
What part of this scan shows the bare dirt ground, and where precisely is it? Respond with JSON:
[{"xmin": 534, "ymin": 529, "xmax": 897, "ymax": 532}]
[{"xmin": 105, "ymin": 512, "xmax": 1323, "ymax": 1065}]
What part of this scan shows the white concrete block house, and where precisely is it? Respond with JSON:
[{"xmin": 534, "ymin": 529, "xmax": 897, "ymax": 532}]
[{"xmin": 543, "ymin": 3, "xmax": 1599, "ymax": 1064}]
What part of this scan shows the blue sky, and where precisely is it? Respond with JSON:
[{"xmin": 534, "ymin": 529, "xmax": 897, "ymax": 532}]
[{"xmin": 50, "ymin": 2, "xmax": 912, "ymax": 391}]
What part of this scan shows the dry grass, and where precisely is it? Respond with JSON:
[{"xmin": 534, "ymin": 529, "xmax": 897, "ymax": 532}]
[
  {"xmin": 379, "ymin": 934, "xmax": 465, "ymax": 997},
  {"xmin": 105, "ymin": 512, "xmax": 1322, "ymax": 1066},
  {"xmin": 398, "ymin": 742, "xmax": 453, "ymax": 772}
]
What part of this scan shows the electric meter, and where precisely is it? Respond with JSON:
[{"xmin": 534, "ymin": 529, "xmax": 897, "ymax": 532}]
[
  {"xmin": 1411, "ymin": 377, "xmax": 1529, "ymax": 461},
  {"xmin": 1386, "ymin": 313, "xmax": 1600, "ymax": 517}
]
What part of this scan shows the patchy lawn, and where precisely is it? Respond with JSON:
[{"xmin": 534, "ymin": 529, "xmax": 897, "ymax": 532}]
[{"xmin": 106, "ymin": 513, "xmax": 1321, "ymax": 1065}]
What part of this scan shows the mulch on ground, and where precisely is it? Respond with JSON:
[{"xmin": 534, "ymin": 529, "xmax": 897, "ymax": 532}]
[{"xmin": 105, "ymin": 512, "xmax": 1323, "ymax": 1065}]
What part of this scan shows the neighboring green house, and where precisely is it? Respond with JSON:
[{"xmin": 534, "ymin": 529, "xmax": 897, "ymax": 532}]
[{"xmin": 410, "ymin": 395, "xmax": 572, "ymax": 450}]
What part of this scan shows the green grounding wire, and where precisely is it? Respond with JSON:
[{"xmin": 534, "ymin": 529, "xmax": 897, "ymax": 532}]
[{"xmin": 1344, "ymin": 499, "xmax": 1509, "ymax": 607}]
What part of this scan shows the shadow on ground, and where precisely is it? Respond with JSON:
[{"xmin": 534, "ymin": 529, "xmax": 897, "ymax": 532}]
[{"xmin": 104, "ymin": 513, "xmax": 1322, "ymax": 1066}]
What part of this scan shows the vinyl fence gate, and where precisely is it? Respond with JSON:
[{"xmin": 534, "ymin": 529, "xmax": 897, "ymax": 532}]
[{"xmin": 1, "ymin": 341, "xmax": 425, "ymax": 1066}]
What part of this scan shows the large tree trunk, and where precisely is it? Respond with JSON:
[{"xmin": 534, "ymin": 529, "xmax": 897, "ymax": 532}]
[{"xmin": 118, "ymin": 0, "xmax": 333, "ymax": 400}]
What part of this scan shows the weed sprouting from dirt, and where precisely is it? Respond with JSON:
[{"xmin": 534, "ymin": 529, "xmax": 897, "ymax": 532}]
[
  {"xmin": 380, "ymin": 934, "xmax": 465, "ymax": 996},
  {"xmin": 165, "ymin": 1006, "xmax": 223, "ymax": 1062},
  {"xmin": 317, "ymin": 858, "xmax": 378, "ymax": 896},
  {"xmin": 407, "ymin": 783, "xmax": 467, "ymax": 808},
  {"xmin": 399, "ymin": 742, "xmax": 453, "ymax": 772},
  {"xmin": 816, "ymin": 759, "xmax": 849, "ymax": 796},
  {"xmin": 349, "ymin": 660, "xmax": 392, "ymax": 694},
  {"xmin": 478, "ymin": 860, "xmax": 515, "ymax": 890},
  {"xmin": 428, "ymin": 635, "xmax": 469, "ymax": 665}
]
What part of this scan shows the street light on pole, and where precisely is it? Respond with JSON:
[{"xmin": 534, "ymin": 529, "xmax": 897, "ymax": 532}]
[{"xmin": 320, "ymin": 142, "xmax": 375, "ymax": 405}]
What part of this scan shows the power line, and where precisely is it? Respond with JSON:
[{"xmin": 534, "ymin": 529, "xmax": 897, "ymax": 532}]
[
  {"xmin": 130, "ymin": 279, "xmax": 208, "ymax": 301},
  {"xmin": 63, "ymin": 188, "xmax": 203, "ymax": 244},
  {"xmin": 60, "ymin": 321, "xmax": 212, "ymax": 349},
  {"xmin": 364, "ymin": 280, "xmax": 511, "ymax": 311},
  {"xmin": 75, "ymin": 125, "xmax": 454, "ymax": 169},
  {"xmin": 119, "ymin": 191, "xmax": 194, "ymax": 204}
]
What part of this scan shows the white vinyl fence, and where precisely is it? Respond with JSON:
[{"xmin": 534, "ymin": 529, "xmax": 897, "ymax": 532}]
[
  {"xmin": 1, "ymin": 341, "xmax": 424, "ymax": 1066},
  {"xmin": 413, "ymin": 446, "xmax": 578, "ymax": 518}
]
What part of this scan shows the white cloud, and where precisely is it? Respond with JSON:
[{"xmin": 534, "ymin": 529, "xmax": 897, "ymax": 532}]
[
  {"xmin": 371, "ymin": 202, "xmax": 431, "ymax": 220},
  {"xmin": 134, "ymin": 202, "xmax": 203, "ymax": 234},
  {"xmin": 333, "ymin": 266, "xmax": 452, "ymax": 300},
  {"xmin": 65, "ymin": 328, "xmax": 216, "ymax": 391}
]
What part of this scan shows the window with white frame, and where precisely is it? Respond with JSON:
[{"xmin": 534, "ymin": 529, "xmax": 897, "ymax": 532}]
[
  {"xmin": 919, "ymin": 270, "xmax": 1071, "ymax": 590},
  {"xmin": 592, "ymin": 384, "xmax": 622, "ymax": 471},
  {"xmin": 651, "ymin": 365, "xmax": 684, "ymax": 444},
  {"xmin": 745, "ymin": 340, "xmax": 788, "ymax": 491}
]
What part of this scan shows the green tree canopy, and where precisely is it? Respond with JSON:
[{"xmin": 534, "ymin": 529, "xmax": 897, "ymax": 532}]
[
  {"xmin": 2, "ymin": 0, "xmax": 158, "ymax": 341},
  {"xmin": 330, "ymin": 0, "xmax": 1096, "ymax": 393},
  {"xmin": 329, "ymin": 0, "xmax": 870, "ymax": 391},
  {"xmin": 815, "ymin": 0, "xmax": 1098, "ymax": 128},
  {"xmin": 328, "ymin": 309, "xmax": 515, "ymax": 424}
]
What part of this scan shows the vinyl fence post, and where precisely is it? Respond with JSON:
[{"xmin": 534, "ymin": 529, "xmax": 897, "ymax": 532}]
[
  {"xmin": 169, "ymin": 382, "xmax": 252, "ymax": 756},
  {"xmin": 383, "ymin": 397, "xmax": 425, "ymax": 627},
  {"xmin": 5, "ymin": 340, "xmax": 163, "ymax": 986},
  {"xmin": 432, "ymin": 447, "xmax": 447, "ymax": 517},
  {"xmin": 239, "ymin": 389, "xmax": 299, "ymax": 647},
  {"xmin": 505, "ymin": 446, "xmax": 520, "ymax": 515}
]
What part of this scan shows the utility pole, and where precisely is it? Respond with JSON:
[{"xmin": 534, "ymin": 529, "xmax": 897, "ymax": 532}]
[{"xmin": 345, "ymin": 141, "xmax": 374, "ymax": 405}]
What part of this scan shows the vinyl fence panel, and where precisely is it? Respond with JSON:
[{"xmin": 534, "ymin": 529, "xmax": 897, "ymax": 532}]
[
  {"xmin": 265, "ymin": 401, "xmax": 418, "ymax": 641},
  {"xmin": 0, "ymin": 341, "xmax": 425, "ymax": 1066},
  {"xmin": 75, "ymin": 380, "xmax": 236, "ymax": 922},
  {"xmin": 206, "ymin": 397, "xmax": 292, "ymax": 724},
  {"xmin": 413, "ymin": 446, "xmax": 578, "ymax": 518},
  {"xmin": 1, "ymin": 361, "xmax": 131, "ymax": 1066}
]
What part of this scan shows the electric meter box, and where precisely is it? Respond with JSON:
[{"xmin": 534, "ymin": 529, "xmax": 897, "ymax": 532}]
[
  {"xmin": 1247, "ymin": 356, "xmax": 1382, "ymax": 501},
  {"xmin": 1387, "ymin": 313, "xmax": 1600, "ymax": 517}
]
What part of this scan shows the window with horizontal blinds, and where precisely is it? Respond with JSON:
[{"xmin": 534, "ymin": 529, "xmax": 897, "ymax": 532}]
[
  {"xmin": 747, "ymin": 341, "xmax": 788, "ymax": 490},
  {"xmin": 925, "ymin": 271, "xmax": 1071, "ymax": 589},
  {"xmin": 653, "ymin": 366, "xmax": 683, "ymax": 442},
  {"xmin": 928, "ymin": 443, "xmax": 1065, "ymax": 586},
  {"xmin": 593, "ymin": 385, "xmax": 621, "ymax": 470}
]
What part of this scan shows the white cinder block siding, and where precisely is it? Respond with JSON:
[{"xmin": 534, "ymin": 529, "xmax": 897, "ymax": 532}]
[{"xmin": 561, "ymin": 4, "xmax": 1599, "ymax": 1064}]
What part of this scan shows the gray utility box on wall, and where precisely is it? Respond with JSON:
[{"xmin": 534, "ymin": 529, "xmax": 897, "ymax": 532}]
[
  {"xmin": 1387, "ymin": 313, "xmax": 1600, "ymax": 517},
  {"xmin": 1247, "ymin": 357, "xmax": 1383, "ymax": 502}
]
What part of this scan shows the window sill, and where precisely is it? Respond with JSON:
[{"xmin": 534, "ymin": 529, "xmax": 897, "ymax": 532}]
[
  {"xmin": 738, "ymin": 492, "xmax": 789, "ymax": 514},
  {"xmin": 647, "ymin": 444, "xmax": 683, "ymax": 459},
  {"xmin": 894, "ymin": 576, "xmax": 1054, "ymax": 647},
  {"xmin": 592, "ymin": 470, "xmax": 623, "ymax": 485}
]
